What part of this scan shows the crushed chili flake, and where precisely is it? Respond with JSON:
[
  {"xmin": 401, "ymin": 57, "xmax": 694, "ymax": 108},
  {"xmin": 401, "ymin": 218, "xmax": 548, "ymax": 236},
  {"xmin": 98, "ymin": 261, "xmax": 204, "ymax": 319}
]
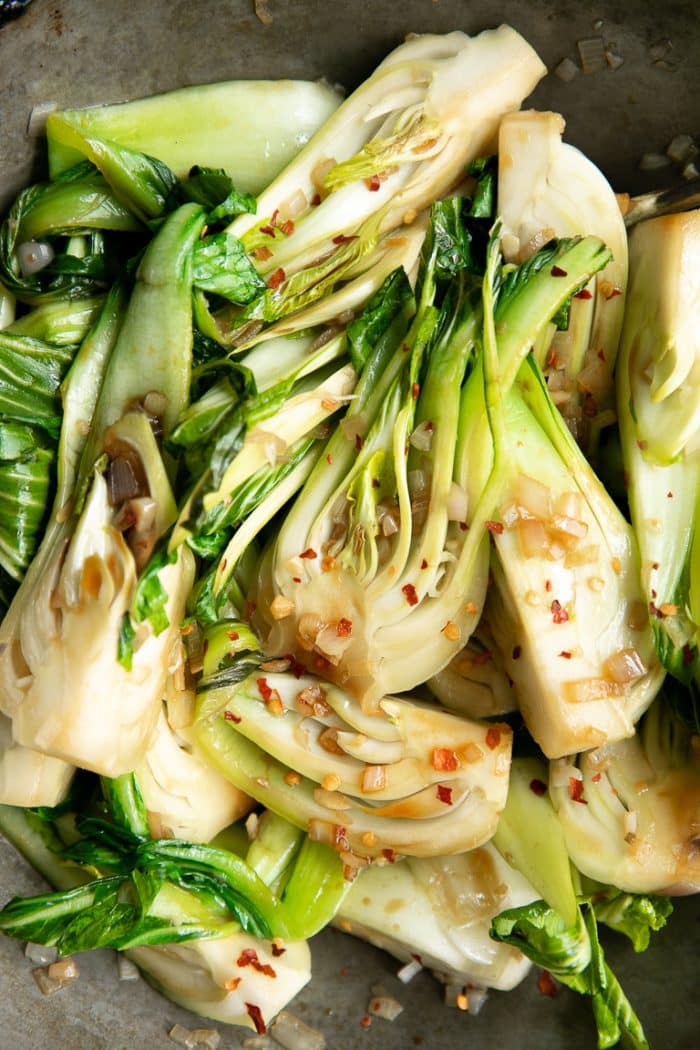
[
  {"xmin": 420, "ymin": 558, "xmax": 428, "ymax": 570},
  {"xmin": 326, "ymin": 453, "xmax": 333, "ymax": 464},
  {"xmin": 253, "ymin": 245, "xmax": 273, "ymax": 261},
  {"xmin": 485, "ymin": 726, "xmax": 501, "ymax": 749},
  {"xmin": 284, "ymin": 652, "xmax": 306, "ymax": 678},
  {"xmin": 271, "ymin": 940, "xmax": 287, "ymax": 958},
  {"xmin": 649, "ymin": 601, "xmax": 663, "ymax": 619},
  {"xmin": 401, "ymin": 342, "xmax": 410, "ymax": 353},
  {"xmin": 224, "ymin": 976, "xmax": 242, "ymax": 991},
  {"xmin": 459, "ymin": 521, "xmax": 469, "ymax": 531},
  {"xmin": 355, "ymin": 433, "xmax": 364, "ymax": 451},
  {"xmin": 336, "ymin": 617, "xmax": 353, "ymax": 637},
  {"xmin": 299, "ymin": 547, "xmax": 317, "ymax": 559},
  {"xmin": 224, "ymin": 710, "xmax": 242, "ymax": 724},
  {"xmin": 605, "ymin": 287, "xmax": 622, "ymax": 300},
  {"xmin": 365, "ymin": 174, "xmax": 381, "ymax": 192},
  {"xmin": 333, "ymin": 233, "xmax": 359, "ymax": 244},
  {"xmin": 551, "ymin": 599, "xmax": 569, "ymax": 624},
  {"xmin": 244, "ymin": 599, "xmax": 256, "ymax": 621},
  {"xmin": 237, "ymin": 950, "xmax": 277, "ymax": 978},
  {"xmin": 512, "ymin": 645, "xmax": 522, "ymax": 660},
  {"xmin": 279, "ymin": 219, "xmax": 295, "ymax": 236},
  {"xmin": 485, "ymin": 520, "xmax": 504, "ymax": 534},
  {"xmin": 569, "ymin": 777, "xmax": 587, "ymax": 804},
  {"xmin": 529, "ymin": 778, "xmax": 547, "ymax": 796},
  {"xmin": 402, "ymin": 583, "xmax": 419, "ymax": 606},
  {"xmin": 592, "ymin": 772, "xmax": 602, "ymax": 782},
  {"xmin": 436, "ymin": 784, "xmax": 453, "ymax": 805},
  {"xmin": 382, "ymin": 848, "xmax": 397, "ymax": 863},
  {"xmin": 545, "ymin": 579, "xmax": 552, "ymax": 592},
  {"xmin": 268, "ymin": 267, "xmax": 286, "ymax": 289},
  {"xmin": 360, "ymin": 1015, "xmax": 373, "ymax": 1027},
  {"xmin": 257, "ymin": 677, "xmax": 273, "ymax": 701},
  {"xmin": 292, "ymin": 576, "xmax": 302, "ymax": 583},
  {"xmin": 473, "ymin": 649, "xmax": 491, "ymax": 665},
  {"xmin": 431, "ymin": 748, "xmax": 459, "ymax": 772},
  {"xmin": 245, "ymin": 1003, "xmax": 266, "ymax": 1035},
  {"xmin": 537, "ymin": 970, "xmax": 557, "ymax": 997},
  {"xmin": 573, "ymin": 288, "xmax": 593, "ymax": 299},
  {"xmin": 259, "ymin": 223, "xmax": 276, "ymax": 236},
  {"xmin": 546, "ymin": 347, "xmax": 558, "ymax": 368},
  {"xmin": 412, "ymin": 382, "xmax": 420, "ymax": 400},
  {"xmin": 559, "ymin": 650, "xmax": 572, "ymax": 659},
  {"xmin": 314, "ymin": 654, "xmax": 330, "ymax": 671},
  {"xmin": 550, "ymin": 265, "xmax": 568, "ymax": 277},
  {"xmin": 310, "ymin": 192, "xmax": 321, "ymax": 206},
  {"xmin": 321, "ymin": 555, "xmax": 336, "ymax": 572},
  {"xmin": 227, "ymin": 630, "xmax": 240, "ymax": 641},
  {"xmin": 270, "ymin": 209, "xmax": 280, "ymax": 226},
  {"xmin": 683, "ymin": 643, "xmax": 694, "ymax": 666}
]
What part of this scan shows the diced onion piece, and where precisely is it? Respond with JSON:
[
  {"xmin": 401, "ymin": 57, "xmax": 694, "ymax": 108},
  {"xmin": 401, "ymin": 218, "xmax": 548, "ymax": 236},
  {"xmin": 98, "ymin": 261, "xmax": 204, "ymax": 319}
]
[
  {"xmin": 168, "ymin": 1025, "xmax": 221, "ymax": 1049},
  {"xmin": 247, "ymin": 428, "xmax": 288, "ymax": 466},
  {"xmin": 279, "ymin": 189, "xmax": 308, "ymax": 221},
  {"xmin": 307, "ymin": 818, "xmax": 336, "ymax": 845},
  {"xmin": 245, "ymin": 812, "xmax": 260, "ymax": 840},
  {"xmin": 563, "ymin": 678, "xmax": 624, "ymax": 703},
  {"xmin": 311, "ymin": 156, "xmax": 337, "ymax": 194},
  {"xmin": 517, "ymin": 517, "xmax": 549, "ymax": 558},
  {"xmin": 500, "ymin": 232, "xmax": 521, "ymax": 261},
  {"xmin": 368, "ymin": 995, "xmax": 404, "ymax": 1021},
  {"xmin": 25, "ymin": 942, "xmax": 57, "ymax": 965},
  {"xmin": 446, "ymin": 482, "xmax": 468, "ymax": 522},
  {"xmin": 314, "ymin": 624, "xmax": 352, "ymax": 662},
  {"xmin": 554, "ymin": 57, "xmax": 579, "ymax": 82},
  {"xmin": 550, "ymin": 514, "xmax": 588, "ymax": 543},
  {"xmin": 577, "ymin": 37, "xmax": 605, "ymax": 74},
  {"xmin": 270, "ymin": 595, "xmax": 295, "ymax": 620},
  {"xmin": 551, "ymin": 761, "xmax": 582, "ymax": 788},
  {"xmin": 397, "ymin": 958, "xmax": 423, "ymax": 983},
  {"xmin": 270, "ymin": 1010, "xmax": 326, "ymax": 1050},
  {"xmin": 313, "ymin": 787, "xmax": 352, "ymax": 810},
  {"xmin": 48, "ymin": 958, "xmax": 79, "ymax": 982},
  {"xmin": 118, "ymin": 955, "xmax": 141, "ymax": 981},
  {"xmin": 361, "ymin": 764, "xmax": 387, "ymax": 794},
  {"xmin": 514, "ymin": 474, "xmax": 552, "ymax": 520},
  {"xmin": 17, "ymin": 240, "xmax": 54, "ymax": 276},
  {"xmin": 409, "ymin": 421, "xmax": 433, "ymax": 452},
  {"xmin": 603, "ymin": 647, "xmax": 647, "ymax": 684}
]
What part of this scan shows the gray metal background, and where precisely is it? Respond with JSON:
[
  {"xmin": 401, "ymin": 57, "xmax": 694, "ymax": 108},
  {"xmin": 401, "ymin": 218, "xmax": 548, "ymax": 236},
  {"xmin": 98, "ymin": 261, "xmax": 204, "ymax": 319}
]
[{"xmin": 0, "ymin": 1, "xmax": 699, "ymax": 1046}]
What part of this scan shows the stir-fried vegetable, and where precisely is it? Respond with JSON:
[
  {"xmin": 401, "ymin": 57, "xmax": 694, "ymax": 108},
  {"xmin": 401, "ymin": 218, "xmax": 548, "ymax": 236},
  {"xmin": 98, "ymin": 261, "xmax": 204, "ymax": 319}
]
[{"xmin": 0, "ymin": 22, "xmax": 694, "ymax": 1047}]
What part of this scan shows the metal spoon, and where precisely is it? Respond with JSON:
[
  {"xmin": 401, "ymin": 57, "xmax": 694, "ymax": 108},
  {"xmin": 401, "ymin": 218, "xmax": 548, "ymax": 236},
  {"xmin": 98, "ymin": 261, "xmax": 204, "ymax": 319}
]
[{"xmin": 624, "ymin": 176, "xmax": 700, "ymax": 226}]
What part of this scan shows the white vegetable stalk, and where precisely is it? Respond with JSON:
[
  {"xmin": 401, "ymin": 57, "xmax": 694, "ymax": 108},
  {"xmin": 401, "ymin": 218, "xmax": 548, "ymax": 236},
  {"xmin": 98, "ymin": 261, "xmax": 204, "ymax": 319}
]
[
  {"xmin": 133, "ymin": 708, "xmax": 254, "ymax": 843},
  {"xmin": 196, "ymin": 673, "xmax": 512, "ymax": 859},
  {"xmin": 427, "ymin": 625, "xmax": 518, "ymax": 720},
  {"xmin": 337, "ymin": 842, "xmax": 537, "ymax": 990},
  {"xmin": 0, "ymin": 713, "xmax": 73, "ymax": 807},
  {"xmin": 127, "ymin": 928, "xmax": 311, "ymax": 1030},
  {"xmin": 549, "ymin": 696, "xmax": 700, "ymax": 894}
]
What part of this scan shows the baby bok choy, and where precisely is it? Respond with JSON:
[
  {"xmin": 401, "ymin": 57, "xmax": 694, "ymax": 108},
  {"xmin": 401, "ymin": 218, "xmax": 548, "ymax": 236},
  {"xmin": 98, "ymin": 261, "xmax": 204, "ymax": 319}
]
[
  {"xmin": 0, "ymin": 204, "xmax": 205, "ymax": 779},
  {"xmin": 617, "ymin": 209, "xmax": 700, "ymax": 691}
]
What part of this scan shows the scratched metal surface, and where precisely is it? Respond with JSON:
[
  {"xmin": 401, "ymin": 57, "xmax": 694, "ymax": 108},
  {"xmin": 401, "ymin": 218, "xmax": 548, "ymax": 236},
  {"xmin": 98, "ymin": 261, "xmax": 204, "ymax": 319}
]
[{"xmin": 0, "ymin": 1, "xmax": 699, "ymax": 1047}]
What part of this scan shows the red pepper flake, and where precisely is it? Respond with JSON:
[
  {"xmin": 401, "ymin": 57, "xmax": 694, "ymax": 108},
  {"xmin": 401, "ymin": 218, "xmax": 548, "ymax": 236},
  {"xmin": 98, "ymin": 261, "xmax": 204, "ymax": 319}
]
[
  {"xmin": 259, "ymin": 224, "xmax": 276, "ymax": 237},
  {"xmin": 683, "ymin": 643, "xmax": 694, "ymax": 666},
  {"xmin": 224, "ymin": 710, "xmax": 242, "ymax": 724},
  {"xmin": 326, "ymin": 453, "xmax": 333, "ymax": 465},
  {"xmin": 420, "ymin": 558, "xmax": 428, "ymax": 570},
  {"xmin": 371, "ymin": 478, "xmax": 380, "ymax": 489},
  {"xmin": 365, "ymin": 174, "xmax": 381, "ymax": 192},
  {"xmin": 551, "ymin": 599, "xmax": 569, "ymax": 624},
  {"xmin": 310, "ymin": 193, "xmax": 321, "ymax": 206},
  {"xmin": 268, "ymin": 267, "xmax": 286, "ymax": 290},
  {"xmin": 550, "ymin": 265, "xmax": 567, "ymax": 277},
  {"xmin": 336, "ymin": 617, "xmax": 353, "ymax": 637},
  {"xmin": 237, "ymin": 948, "xmax": 277, "ymax": 978},
  {"xmin": 284, "ymin": 652, "xmax": 306, "ymax": 679},
  {"xmin": 412, "ymin": 382, "xmax": 420, "ymax": 400},
  {"xmin": 512, "ymin": 645, "xmax": 522, "ymax": 660},
  {"xmin": 592, "ymin": 772, "xmax": 602, "ymax": 783},
  {"xmin": 649, "ymin": 601, "xmax": 663, "ymax": 619},
  {"xmin": 333, "ymin": 233, "xmax": 358, "ymax": 244},
  {"xmin": 244, "ymin": 599, "xmax": 256, "ymax": 621},
  {"xmin": 227, "ymin": 630, "xmax": 240, "ymax": 641},
  {"xmin": 292, "ymin": 576, "xmax": 302, "ymax": 583},
  {"xmin": 667, "ymin": 491, "xmax": 673, "ymax": 498},
  {"xmin": 569, "ymin": 777, "xmax": 587, "ymax": 804},
  {"xmin": 270, "ymin": 209, "xmax": 280, "ymax": 227},
  {"xmin": 431, "ymin": 748, "xmax": 459, "ymax": 772},
  {"xmin": 436, "ymin": 784, "xmax": 453, "ymax": 805},
  {"xmin": 271, "ymin": 942, "xmax": 287, "ymax": 958},
  {"xmin": 605, "ymin": 286, "xmax": 622, "ymax": 300},
  {"xmin": 401, "ymin": 342, "xmax": 410, "ymax": 353},
  {"xmin": 559, "ymin": 650, "xmax": 572, "ymax": 659},
  {"xmin": 257, "ymin": 677, "xmax": 273, "ymax": 702},
  {"xmin": 529, "ymin": 778, "xmax": 547, "ymax": 796},
  {"xmin": 573, "ymin": 288, "xmax": 593, "ymax": 300},
  {"xmin": 360, "ymin": 1015, "xmax": 373, "ymax": 1027},
  {"xmin": 545, "ymin": 579, "xmax": 552, "ymax": 592},
  {"xmin": 355, "ymin": 433, "xmax": 364, "ymax": 451},
  {"xmin": 253, "ymin": 245, "xmax": 273, "ymax": 261},
  {"xmin": 546, "ymin": 347, "xmax": 559, "ymax": 368},
  {"xmin": 485, "ymin": 726, "xmax": 501, "ymax": 750},
  {"xmin": 537, "ymin": 970, "xmax": 557, "ymax": 997},
  {"xmin": 314, "ymin": 654, "xmax": 330, "ymax": 671},
  {"xmin": 279, "ymin": 219, "xmax": 295, "ymax": 236},
  {"xmin": 335, "ymin": 826, "xmax": 350, "ymax": 851},
  {"xmin": 299, "ymin": 548, "xmax": 317, "ymax": 560},
  {"xmin": 402, "ymin": 583, "xmax": 419, "ymax": 606},
  {"xmin": 245, "ymin": 1003, "xmax": 267, "ymax": 1034},
  {"xmin": 459, "ymin": 521, "xmax": 468, "ymax": 531},
  {"xmin": 382, "ymin": 848, "xmax": 397, "ymax": 863},
  {"xmin": 224, "ymin": 976, "xmax": 242, "ymax": 991},
  {"xmin": 485, "ymin": 520, "xmax": 504, "ymax": 534}
]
